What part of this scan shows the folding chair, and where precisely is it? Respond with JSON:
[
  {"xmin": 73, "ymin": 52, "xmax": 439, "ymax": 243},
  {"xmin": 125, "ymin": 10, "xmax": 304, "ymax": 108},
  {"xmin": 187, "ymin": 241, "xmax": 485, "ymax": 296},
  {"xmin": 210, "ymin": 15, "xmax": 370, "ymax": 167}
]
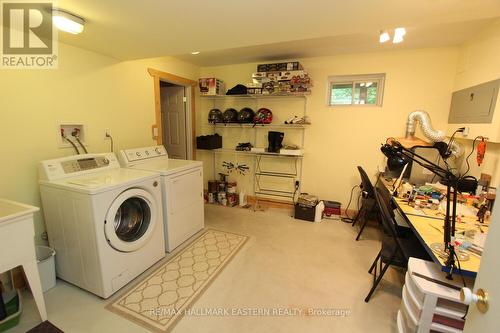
[
  {"xmin": 364, "ymin": 187, "xmax": 431, "ymax": 302},
  {"xmin": 352, "ymin": 166, "xmax": 379, "ymax": 240}
]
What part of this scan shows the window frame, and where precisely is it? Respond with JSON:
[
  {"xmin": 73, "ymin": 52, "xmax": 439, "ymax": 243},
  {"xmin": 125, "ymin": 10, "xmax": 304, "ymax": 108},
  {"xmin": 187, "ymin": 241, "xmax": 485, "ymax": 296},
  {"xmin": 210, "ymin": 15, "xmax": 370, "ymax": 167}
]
[{"xmin": 327, "ymin": 73, "xmax": 386, "ymax": 107}]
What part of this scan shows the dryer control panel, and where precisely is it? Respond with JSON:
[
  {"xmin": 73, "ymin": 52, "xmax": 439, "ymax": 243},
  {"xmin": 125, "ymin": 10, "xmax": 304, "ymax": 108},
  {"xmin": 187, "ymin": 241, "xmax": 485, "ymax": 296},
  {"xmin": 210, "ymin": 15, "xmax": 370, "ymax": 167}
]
[
  {"xmin": 118, "ymin": 145, "xmax": 168, "ymax": 166},
  {"xmin": 39, "ymin": 153, "xmax": 120, "ymax": 180}
]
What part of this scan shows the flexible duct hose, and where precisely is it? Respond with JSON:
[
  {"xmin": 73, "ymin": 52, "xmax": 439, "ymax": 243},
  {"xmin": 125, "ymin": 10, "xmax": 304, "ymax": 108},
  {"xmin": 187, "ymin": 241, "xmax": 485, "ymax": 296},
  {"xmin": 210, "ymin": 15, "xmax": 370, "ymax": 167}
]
[{"xmin": 405, "ymin": 110, "xmax": 462, "ymax": 157}]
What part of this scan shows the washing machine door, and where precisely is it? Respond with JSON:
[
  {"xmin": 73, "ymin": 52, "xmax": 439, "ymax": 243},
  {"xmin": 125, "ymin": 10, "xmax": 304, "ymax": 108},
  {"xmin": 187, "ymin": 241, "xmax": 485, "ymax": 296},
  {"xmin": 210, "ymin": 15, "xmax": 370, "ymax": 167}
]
[{"xmin": 104, "ymin": 188, "xmax": 157, "ymax": 252}]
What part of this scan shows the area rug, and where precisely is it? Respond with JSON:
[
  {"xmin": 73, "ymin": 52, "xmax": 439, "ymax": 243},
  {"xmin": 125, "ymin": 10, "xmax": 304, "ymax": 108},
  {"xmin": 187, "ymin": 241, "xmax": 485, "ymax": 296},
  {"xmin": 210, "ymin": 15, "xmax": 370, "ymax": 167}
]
[{"xmin": 106, "ymin": 229, "xmax": 248, "ymax": 332}]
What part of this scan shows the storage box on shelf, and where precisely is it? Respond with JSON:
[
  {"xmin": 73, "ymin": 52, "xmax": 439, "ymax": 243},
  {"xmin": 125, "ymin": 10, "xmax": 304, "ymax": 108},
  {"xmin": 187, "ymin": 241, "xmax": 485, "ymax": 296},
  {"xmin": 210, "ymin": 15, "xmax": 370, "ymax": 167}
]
[{"xmin": 398, "ymin": 257, "xmax": 472, "ymax": 333}]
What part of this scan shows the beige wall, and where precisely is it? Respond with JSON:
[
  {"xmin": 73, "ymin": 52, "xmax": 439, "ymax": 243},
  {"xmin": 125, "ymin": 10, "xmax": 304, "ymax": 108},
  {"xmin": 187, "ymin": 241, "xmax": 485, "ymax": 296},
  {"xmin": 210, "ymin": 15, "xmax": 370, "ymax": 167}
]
[
  {"xmin": 453, "ymin": 19, "xmax": 500, "ymax": 186},
  {"xmin": 0, "ymin": 42, "xmax": 199, "ymax": 242},
  {"xmin": 199, "ymin": 48, "xmax": 460, "ymax": 206}
]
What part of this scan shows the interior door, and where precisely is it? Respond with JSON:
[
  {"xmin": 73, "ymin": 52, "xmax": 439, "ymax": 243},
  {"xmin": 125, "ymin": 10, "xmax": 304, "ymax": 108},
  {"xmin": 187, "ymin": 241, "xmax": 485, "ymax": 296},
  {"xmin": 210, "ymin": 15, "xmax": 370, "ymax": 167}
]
[
  {"xmin": 161, "ymin": 85, "xmax": 187, "ymax": 159},
  {"xmin": 463, "ymin": 183, "xmax": 500, "ymax": 332}
]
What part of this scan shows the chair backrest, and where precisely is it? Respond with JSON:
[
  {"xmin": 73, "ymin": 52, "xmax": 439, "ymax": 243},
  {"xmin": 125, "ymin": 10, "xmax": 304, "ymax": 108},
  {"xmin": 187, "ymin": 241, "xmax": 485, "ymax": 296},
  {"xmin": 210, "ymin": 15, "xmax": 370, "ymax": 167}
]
[
  {"xmin": 373, "ymin": 187, "xmax": 409, "ymax": 260},
  {"xmin": 357, "ymin": 166, "xmax": 375, "ymax": 198},
  {"xmin": 375, "ymin": 181, "xmax": 395, "ymax": 218}
]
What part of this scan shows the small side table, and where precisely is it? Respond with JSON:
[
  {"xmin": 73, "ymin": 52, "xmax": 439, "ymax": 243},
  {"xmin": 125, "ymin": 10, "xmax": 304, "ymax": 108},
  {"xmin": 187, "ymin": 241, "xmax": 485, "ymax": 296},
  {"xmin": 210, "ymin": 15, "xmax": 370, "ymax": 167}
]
[{"xmin": 0, "ymin": 199, "xmax": 47, "ymax": 321}]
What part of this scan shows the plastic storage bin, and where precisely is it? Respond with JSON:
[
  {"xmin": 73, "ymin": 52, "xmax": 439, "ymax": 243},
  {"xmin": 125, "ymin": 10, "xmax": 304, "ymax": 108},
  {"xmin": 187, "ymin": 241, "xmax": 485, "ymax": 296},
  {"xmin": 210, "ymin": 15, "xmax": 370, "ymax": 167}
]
[
  {"xmin": 0, "ymin": 290, "xmax": 22, "ymax": 332},
  {"xmin": 36, "ymin": 246, "xmax": 56, "ymax": 292}
]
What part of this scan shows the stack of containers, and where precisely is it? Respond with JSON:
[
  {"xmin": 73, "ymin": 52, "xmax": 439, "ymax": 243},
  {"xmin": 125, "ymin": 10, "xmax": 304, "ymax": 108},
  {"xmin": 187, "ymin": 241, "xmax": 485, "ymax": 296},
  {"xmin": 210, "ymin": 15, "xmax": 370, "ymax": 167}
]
[{"xmin": 398, "ymin": 258, "xmax": 472, "ymax": 333}]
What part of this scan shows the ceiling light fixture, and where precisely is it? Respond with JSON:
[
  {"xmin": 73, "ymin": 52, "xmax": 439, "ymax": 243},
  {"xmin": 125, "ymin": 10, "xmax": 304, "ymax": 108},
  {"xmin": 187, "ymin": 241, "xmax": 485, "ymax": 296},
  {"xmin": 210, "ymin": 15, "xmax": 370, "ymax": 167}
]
[
  {"xmin": 53, "ymin": 10, "xmax": 85, "ymax": 34},
  {"xmin": 379, "ymin": 30, "xmax": 390, "ymax": 43},
  {"xmin": 190, "ymin": 51, "xmax": 200, "ymax": 55},
  {"xmin": 393, "ymin": 27, "xmax": 406, "ymax": 44}
]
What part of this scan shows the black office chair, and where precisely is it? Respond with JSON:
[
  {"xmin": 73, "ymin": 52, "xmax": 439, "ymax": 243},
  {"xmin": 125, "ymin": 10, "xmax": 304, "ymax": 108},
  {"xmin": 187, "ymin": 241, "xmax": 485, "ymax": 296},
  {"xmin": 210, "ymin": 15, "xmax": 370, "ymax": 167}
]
[
  {"xmin": 352, "ymin": 166, "xmax": 379, "ymax": 241},
  {"xmin": 364, "ymin": 187, "xmax": 431, "ymax": 302}
]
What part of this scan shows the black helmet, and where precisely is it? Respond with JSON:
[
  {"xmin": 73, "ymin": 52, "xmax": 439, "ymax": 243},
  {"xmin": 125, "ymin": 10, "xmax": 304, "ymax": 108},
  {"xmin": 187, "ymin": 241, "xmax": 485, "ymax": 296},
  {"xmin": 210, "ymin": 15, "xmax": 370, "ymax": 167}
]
[
  {"xmin": 237, "ymin": 107, "xmax": 255, "ymax": 123},
  {"xmin": 208, "ymin": 108, "xmax": 223, "ymax": 123},
  {"xmin": 223, "ymin": 108, "xmax": 238, "ymax": 123}
]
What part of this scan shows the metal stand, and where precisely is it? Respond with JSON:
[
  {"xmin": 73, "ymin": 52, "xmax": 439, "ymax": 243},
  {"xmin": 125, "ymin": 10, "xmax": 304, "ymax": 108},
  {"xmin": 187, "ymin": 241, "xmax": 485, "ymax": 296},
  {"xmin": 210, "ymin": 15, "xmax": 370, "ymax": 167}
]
[{"xmin": 382, "ymin": 142, "xmax": 459, "ymax": 278}]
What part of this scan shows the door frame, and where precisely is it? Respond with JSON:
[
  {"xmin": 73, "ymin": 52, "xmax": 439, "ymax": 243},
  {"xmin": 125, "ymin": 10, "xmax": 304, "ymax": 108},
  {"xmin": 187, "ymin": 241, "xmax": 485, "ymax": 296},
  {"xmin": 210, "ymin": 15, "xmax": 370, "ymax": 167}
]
[{"xmin": 148, "ymin": 68, "xmax": 197, "ymax": 159}]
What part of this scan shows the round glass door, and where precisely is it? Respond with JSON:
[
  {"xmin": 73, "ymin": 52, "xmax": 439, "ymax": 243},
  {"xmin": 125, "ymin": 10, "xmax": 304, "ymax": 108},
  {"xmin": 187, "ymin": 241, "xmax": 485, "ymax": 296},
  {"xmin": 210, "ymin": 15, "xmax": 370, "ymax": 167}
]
[
  {"xmin": 105, "ymin": 189, "xmax": 157, "ymax": 252},
  {"xmin": 114, "ymin": 197, "xmax": 151, "ymax": 242}
]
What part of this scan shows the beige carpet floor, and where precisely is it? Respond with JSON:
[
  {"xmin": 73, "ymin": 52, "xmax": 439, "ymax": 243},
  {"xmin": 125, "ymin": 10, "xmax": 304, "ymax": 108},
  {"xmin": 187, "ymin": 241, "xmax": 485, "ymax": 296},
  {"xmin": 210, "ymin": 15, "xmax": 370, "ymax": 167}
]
[{"xmin": 14, "ymin": 205, "xmax": 403, "ymax": 333}]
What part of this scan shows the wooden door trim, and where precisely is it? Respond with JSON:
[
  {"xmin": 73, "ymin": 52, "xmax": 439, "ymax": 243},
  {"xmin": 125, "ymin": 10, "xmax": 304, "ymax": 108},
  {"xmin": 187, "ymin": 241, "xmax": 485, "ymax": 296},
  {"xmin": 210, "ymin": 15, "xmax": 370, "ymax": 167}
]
[{"xmin": 148, "ymin": 68, "xmax": 197, "ymax": 159}]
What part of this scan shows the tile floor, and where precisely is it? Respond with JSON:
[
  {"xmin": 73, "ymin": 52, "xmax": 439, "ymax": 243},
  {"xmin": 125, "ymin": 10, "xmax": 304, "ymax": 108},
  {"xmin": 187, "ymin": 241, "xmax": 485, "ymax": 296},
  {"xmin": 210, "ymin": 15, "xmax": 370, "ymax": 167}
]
[{"xmin": 12, "ymin": 205, "xmax": 403, "ymax": 333}]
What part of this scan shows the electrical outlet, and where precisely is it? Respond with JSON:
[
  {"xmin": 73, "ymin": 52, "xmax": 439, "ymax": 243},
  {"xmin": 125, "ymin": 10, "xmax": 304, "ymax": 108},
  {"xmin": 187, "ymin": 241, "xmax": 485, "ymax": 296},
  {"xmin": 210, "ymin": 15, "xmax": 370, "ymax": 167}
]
[
  {"xmin": 104, "ymin": 129, "xmax": 111, "ymax": 139},
  {"xmin": 462, "ymin": 127, "xmax": 470, "ymax": 137}
]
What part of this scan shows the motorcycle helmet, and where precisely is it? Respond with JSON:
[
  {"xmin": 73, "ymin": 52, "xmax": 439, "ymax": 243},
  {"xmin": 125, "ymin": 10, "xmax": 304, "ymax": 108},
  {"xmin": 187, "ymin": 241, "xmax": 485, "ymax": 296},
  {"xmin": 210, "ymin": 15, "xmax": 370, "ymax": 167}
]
[
  {"xmin": 253, "ymin": 108, "xmax": 273, "ymax": 125},
  {"xmin": 237, "ymin": 107, "xmax": 255, "ymax": 123},
  {"xmin": 223, "ymin": 108, "xmax": 238, "ymax": 123},
  {"xmin": 208, "ymin": 108, "xmax": 223, "ymax": 123}
]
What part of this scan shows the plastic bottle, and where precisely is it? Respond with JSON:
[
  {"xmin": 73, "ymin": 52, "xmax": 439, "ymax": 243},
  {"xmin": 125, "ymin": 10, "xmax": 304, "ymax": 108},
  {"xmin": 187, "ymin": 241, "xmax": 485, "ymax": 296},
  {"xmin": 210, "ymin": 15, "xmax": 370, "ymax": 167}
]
[{"xmin": 315, "ymin": 201, "xmax": 325, "ymax": 222}]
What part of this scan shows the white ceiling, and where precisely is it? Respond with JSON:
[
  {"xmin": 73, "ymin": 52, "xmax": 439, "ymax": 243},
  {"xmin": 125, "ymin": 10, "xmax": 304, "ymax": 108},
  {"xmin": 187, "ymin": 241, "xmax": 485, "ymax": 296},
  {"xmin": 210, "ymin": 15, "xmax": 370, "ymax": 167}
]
[{"xmin": 55, "ymin": 0, "xmax": 500, "ymax": 65}]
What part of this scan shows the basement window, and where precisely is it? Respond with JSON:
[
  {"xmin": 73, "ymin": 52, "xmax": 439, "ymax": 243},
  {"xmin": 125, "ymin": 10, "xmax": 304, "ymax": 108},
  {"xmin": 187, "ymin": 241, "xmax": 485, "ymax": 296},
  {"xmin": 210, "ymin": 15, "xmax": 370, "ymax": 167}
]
[{"xmin": 328, "ymin": 73, "xmax": 385, "ymax": 106}]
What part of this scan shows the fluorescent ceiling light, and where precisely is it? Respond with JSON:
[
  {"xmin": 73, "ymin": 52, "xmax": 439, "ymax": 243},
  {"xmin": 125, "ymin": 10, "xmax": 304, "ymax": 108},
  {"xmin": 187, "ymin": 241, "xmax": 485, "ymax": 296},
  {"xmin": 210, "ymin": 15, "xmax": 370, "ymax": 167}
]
[
  {"xmin": 393, "ymin": 27, "xmax": 406, "ymax": 44},
  {"xmin": 190, "ymin": 51, "xmax": 200, "ymax": 55},
  {"xmin": 379, "ymin": 31, "xmax": 390, "ymax": 43},
  {"xmin": 53, "ymin": 10, "xmax": 85, "ymax": 34}
]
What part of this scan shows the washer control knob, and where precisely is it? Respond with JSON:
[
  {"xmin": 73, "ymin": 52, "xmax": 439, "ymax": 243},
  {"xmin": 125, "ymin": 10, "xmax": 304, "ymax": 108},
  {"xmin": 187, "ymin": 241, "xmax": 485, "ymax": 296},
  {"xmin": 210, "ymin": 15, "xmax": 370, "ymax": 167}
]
[
  {"xmin": 155, "ymin": 147, "xmax": 161, "ymax": 154},
  {"xmin": 153, "ymin": 181, "xmax": 159, "ymax": 187},
  {"xmin": 136, "ymin": 152, "xmax": 141, "ymax": 157}
]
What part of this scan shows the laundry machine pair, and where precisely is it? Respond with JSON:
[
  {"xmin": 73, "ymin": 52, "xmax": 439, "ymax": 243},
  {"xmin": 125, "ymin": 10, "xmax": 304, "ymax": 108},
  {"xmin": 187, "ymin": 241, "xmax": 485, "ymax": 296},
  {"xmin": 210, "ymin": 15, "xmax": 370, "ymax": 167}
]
[{"xmin": 39, "ymin": 147, "xmax": 204, "ymax": 298}]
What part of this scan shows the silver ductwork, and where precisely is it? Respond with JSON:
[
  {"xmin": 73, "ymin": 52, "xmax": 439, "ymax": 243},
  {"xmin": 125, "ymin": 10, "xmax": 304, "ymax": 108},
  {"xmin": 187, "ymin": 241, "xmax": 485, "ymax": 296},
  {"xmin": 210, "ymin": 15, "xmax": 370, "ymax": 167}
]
[{"xmin": 405, "ymin": 110, "xmax": 462, "ymax": 157}]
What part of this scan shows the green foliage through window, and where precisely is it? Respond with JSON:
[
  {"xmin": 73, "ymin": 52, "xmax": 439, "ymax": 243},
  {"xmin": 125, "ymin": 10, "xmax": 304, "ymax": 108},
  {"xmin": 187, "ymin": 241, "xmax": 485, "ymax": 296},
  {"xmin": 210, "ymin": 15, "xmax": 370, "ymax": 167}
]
[{"xmin": 329, "ymin": 75, "xmax": 385, "ymax": 106}]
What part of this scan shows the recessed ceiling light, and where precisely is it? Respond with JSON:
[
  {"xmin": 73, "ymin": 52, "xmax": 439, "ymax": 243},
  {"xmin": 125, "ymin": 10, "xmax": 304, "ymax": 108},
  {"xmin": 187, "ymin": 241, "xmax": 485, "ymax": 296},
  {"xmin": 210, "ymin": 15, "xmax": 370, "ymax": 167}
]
[
  {"xmin": 53, "ymin": 10, "xmax": 85, "ymax": 34},
  {"xmin": 190, "ymin": 51, "xmax": 200, "ymax": 55},
  {"xmin": 379, "ymin": 31, "xmax": 390, "ymax": 43},
  {"xmin": 393, "ymin": 27, "xmax": 406, "ymax": 44}
]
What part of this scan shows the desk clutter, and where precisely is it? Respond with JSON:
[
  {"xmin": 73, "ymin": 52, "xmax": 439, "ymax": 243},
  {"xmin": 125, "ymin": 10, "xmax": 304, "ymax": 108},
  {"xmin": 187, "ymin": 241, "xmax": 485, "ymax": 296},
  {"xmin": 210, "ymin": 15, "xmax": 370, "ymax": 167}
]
[{"xmin": 394, "ymin": 178, "xmax": 495, "ymax": 223}]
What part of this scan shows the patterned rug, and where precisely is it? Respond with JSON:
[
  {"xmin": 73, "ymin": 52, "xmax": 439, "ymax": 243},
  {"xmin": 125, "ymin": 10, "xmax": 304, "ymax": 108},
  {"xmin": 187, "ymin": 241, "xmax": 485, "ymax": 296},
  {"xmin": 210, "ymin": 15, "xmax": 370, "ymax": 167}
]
[{"xmin": 106, "ymin": 229, "xmax": 248, "ymax": 332}]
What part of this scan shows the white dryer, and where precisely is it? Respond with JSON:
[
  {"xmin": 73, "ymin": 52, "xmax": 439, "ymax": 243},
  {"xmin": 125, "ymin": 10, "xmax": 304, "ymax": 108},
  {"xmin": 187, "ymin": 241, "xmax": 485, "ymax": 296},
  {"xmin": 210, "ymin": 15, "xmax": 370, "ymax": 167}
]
[
  {"xmin": 39, "ymin": 153, "xmax": 165, "ymax": 298},
  {"xmin": 118, "ymin": 146, "xmax": 204, "ymax": 252}
]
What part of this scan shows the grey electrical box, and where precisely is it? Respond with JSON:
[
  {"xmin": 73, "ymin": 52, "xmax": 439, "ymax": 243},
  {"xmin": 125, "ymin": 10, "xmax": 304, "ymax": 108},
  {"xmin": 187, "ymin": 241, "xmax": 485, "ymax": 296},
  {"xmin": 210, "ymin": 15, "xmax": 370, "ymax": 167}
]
[{"xmin": 448, "ymin": 79, "xmax": 499, "ymax": 124}]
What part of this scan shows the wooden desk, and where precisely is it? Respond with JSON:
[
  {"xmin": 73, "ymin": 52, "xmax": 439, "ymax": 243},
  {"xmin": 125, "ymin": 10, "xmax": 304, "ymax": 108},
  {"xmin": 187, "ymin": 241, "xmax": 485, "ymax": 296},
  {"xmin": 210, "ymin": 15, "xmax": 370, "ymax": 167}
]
[
  {"xmin": 393, "ymin": 198, "xmax": 485, "ymax": 277},
  {"xmin": 380, "ymin": 178, "xmax": 486, "ymax": 277}
]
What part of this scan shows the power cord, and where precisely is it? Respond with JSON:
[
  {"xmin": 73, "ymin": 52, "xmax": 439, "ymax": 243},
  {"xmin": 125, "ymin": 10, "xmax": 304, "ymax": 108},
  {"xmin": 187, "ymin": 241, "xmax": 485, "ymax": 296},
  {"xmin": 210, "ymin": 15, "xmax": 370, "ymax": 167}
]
[
  {"xmin": 461, "ymin": 136, "xmax": 483, "ymax": 179},
  {"xmin": 341, "ymin": 185, "xmax": 360, "ymax": 223},
  {"xmin": 106, "ymin": 132, "xmax": 114, "ymax": 152},
  {"xmin": 292, "ymin": 181, "xmax": 300, "ymax": 205},
  {"xmin": 452, "ymin": 250, "xmax": 469, "ymax": 320}
]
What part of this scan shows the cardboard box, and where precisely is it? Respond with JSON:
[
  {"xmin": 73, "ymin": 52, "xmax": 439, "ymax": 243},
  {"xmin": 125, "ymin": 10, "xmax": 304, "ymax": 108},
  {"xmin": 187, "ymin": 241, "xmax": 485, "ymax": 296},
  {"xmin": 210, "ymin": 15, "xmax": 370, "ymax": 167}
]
[
  {"xmin": 278, "ymin": 70, "xmax": 307, "ymax": 81},
  {"xmin": 199, "ymin": 78, "xmax": 225, "ymax": 95}
]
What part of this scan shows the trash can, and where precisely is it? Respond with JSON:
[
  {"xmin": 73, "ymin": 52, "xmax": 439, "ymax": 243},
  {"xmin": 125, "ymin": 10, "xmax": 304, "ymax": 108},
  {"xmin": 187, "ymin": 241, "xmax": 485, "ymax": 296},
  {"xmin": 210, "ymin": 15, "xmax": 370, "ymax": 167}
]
[{"xmin": 35, "ymin": 246, "xmax": 56, "ymax": 292}]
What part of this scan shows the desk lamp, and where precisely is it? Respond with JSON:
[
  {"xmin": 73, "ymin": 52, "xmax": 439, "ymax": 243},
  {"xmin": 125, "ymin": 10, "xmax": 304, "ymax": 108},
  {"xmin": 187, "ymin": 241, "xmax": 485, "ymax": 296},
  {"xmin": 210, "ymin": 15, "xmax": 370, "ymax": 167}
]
[{"xmin": 381, "ymin": 140, "xmax": 459, "ymax": 279}]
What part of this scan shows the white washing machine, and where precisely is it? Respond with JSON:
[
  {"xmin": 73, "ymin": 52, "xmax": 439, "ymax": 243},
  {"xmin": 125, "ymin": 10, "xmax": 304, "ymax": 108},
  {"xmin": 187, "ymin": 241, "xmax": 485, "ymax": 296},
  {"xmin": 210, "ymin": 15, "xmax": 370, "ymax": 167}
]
[
  {"xmin": 39, "ymin": 153, "xmax": 165, "ymax": 298},
  {"xmin": 118, "ymin": 146, "xmax": 204, "ymax": 252}
]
